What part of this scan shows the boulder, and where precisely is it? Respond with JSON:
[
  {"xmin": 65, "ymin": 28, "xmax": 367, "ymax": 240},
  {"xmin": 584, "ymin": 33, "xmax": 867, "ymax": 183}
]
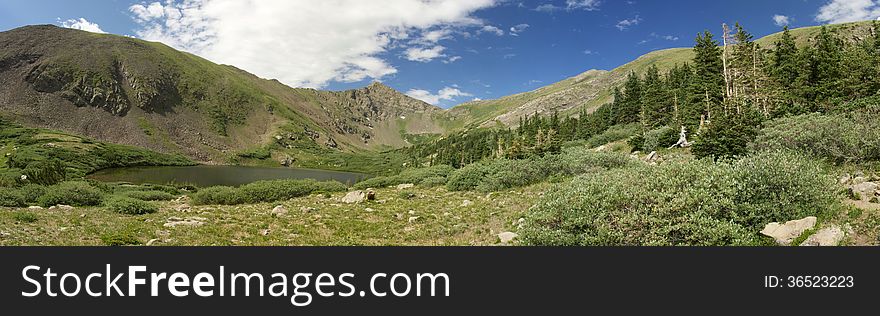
[
  {"xmin": 271, "ymin": 205, "xmax": 288, "ymax": 216},
  {"xmin": 27, "ymin": 206, "xmax": 43, "ymax": 210},
  {"xmin": 163, "ymin": 217, "xmax": 205, "ymax": 228},
  {"xmin": 498, "ymin": 232, "xmax": 518, "ymax": 244},
  {"xmin": 341, "ymin": 191, "xmax": 367, "ymax": 204},
  {"xmin": 760, "ymin": 216, "xmax": 817, "ymax": 245},
  {"xmin": 852, "ymin": 182, "xmax": 878, "ymax": 198},
  {"xmin": 644, "ymin": 151, "xmax": 658, "ymax": 162},
  {"xmin": 396, "ymin": 183, "xmax": 415, "ymax": 190},
  {"xmin": 800, "ymin": 225, "xmax": 845, "ymax": 246},
  {"xmin": 48, "ymin": 205, "xmax": 74, "ymax": 211}
]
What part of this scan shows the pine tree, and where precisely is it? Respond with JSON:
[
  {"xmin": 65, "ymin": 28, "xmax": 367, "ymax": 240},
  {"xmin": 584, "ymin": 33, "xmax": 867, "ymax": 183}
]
[
  {"xmin": 771, "ymin": 26, "xmax": 801, "ymax": 116},
  {"xmin": 691, "ymin": 31, "xmax": 725, "ymax": 126},
  {"xmin": 812, "ymin": 26, "xmax": 842, "ymax": 106},
  {"xmin": 620, "ymin": 71, "xmax": 643, "ymax": 124},
  {"xmin": 640, "ymin": 65, "xmax": 669, "ymax": 128}
]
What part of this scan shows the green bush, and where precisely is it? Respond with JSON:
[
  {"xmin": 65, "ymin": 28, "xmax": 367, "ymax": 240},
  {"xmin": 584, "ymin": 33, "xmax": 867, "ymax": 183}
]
[
  {"xmin": 37, "ymin": 181, "xmax": 104, "ymax": 207},
  {"xmin": 100, "ymin": 231, "xmax": 141, "ymax": 246},
  {"xmin": 693, "ymin": 111, "xmax": 763, "ymax": 160},
  {"xmin": 0, "ymin": 190, "xmax": 27, "ymax": 207},
  {"xmin": 446, "ymin": 162, "xmax": 491, "ymax": 191},
  {"xmin": 353, "ymin": 165, "xmax": 455, "ymax": 190},
  {"xmin": 0, "ymin": 169, "xmax": 24, "ymax": 188},
  {"xmin": 121, "ymin": 190, "xmax": 175, "ymax": 201},
  {"xmin": 419, "ymin": 176, "xmax": 448, "ymax": 188},
  {"xmin": 12, "ymin": 211, "xmax": 38, "ymax": 223},
  {"xmin": 585, "ymin": 123, "xmax": 642, "ymax": 148},
  {"xmin": 190, "ymin": 186, "xmax": 243, "ymax": 205},
  {"xmin": 23, "ymin": 159, "xmax": 66, "ymax": 185},
  {"xmin": 105, "ymin": 196, "xmax": 159, "ymax": 215},
  {"xmin": 18, "ymin": 184, "xmax": 47, "ymax": 204},
  {"xmin": 642, "ymin": 126, "xmax": 678, "ymax": 152},
  {"xmin": 729, "ymin": 150, "xmax": 838, "ymax": 228},
  {"xmin": 521, "ymin": 151, "xmax": 839, "ymax": 246},
  {"xmin": 191, "ymin": 179, "xmax": 346, "ymax": 205},
  {"xmin": 750, "ymin": 112, "xmax": 880, "ymax": 164}
]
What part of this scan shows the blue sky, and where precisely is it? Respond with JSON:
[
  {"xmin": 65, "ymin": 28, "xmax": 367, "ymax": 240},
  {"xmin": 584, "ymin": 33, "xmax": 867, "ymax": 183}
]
[{"xmin": 1, "ymin": 0, "xmax": 876, "ymax": 108}]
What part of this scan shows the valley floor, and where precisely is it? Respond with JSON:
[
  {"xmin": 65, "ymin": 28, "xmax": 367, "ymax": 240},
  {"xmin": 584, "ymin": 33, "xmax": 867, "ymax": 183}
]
[{"xmin": 0, "ymin": 185, "xmax": 547, "ymax": 246}]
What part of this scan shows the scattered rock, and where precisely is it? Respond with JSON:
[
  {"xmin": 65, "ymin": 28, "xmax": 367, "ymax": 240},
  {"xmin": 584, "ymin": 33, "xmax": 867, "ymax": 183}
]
[
  {"xmin": 27, "ymin": 206, "xmax": 43, "ymax": 210},
  {"xmin": 760, "ymin": 216, "xmax": 817, "ymax": 246},
  {"xmin": 408, "ymin": 210, "xmax": 416, "ymax": 215},
  {"xmin": 260, "ymin": 229, "xmax": 271, "ymax": 236},
  {"xmin": 365, "ymin": 208, "xmax": 375, "ymax": 212},
  {"xmin": 516, "ymin": 218, "xmax": 526, "ymax": 229},
  {"xmin": 300, "ymin": 206, "xmax": 317, "ymax": 213},
  {"xmin": 644, "ymin": 151, "xmax": 658, "ymax": 162},
  {"xmin": 48, "ymin": 205, "xmax": 74, "ymax": 211},
  {"xmin": 408, "ymin": 216, "xmax": 420, "ymax": 223},
  {"xmin": 853, "ymin": 177, "xmax": 867, "ymax": 185},
  {"xmin": 498, "ymin": 232, "xmax": 518, "ymax": 244},
  {"xmin": 852, "ymin": 182, "xmax": 878, "ymax": 199},
  {"xmin": 279, "ymin": 155, "xmax": 294, "ymax": 167},
  {"xmin": 271, "ymin": 205, "xmax": 288, "ymax": 216},
  {"xmin": 0, "ymin": 231, "xmax": 10, "ymax": 238},
  {"xmin": 800, "ymin": 225, "xmax": 845, "ymax": 246},
  {"xmin": 163, "ymin": 217, "xmax": 205, "ymax": 228},
  {"xmin": 341, "ymin": 191, "xmax": 367, "ymax": 204},
  {"xmin": 146, "ymin": 238, "xmax": 161, "ymax": 246},
  {"xmin": 461, "ymin": 200, "xmax": 474, "ymax": 207},
  {"xmin": 175, "ymin": 204, "xmax": 191, "ymax": 212},
  {"xmin": 396, "ymin": 183, "xmax": 415, "ymax": 190},
  {"xmin": 839, "ymin": 174, "xmax": 851, "ymax": 185}
]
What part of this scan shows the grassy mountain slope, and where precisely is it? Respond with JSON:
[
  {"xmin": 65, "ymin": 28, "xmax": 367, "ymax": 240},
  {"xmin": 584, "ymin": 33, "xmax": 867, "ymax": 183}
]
[
  {"xmin": 448, "ymin": 20, "xmax": 877, "ymax": 129},
  {"xmin": 0, "ymin": 25, "xmax": 441, "ymax": 166}
]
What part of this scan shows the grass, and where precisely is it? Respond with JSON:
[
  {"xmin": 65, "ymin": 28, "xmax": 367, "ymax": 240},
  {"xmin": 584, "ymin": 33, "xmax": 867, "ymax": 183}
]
[{"xmin": 0, "ymin": 185, "xmax": 546, "ymax": 245}]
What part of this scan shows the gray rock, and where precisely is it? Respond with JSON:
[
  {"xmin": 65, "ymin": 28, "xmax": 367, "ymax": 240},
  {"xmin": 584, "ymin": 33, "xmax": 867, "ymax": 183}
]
[
  {"xmin": 163, "ymin": 217, "xmax": 205, "ymax": 228},
  {"xmin": 300, "ymin": 206, "xmax": 317, "ymax": 213},
  {"xmin": 27, "ymin": 206, "xmax": 43, "ymax": 210},
  {"xmin": 365, "ymin": 207, "xmax": 375, "ymax": 212},
  {"xmin": 760, "ymin": 217, "xmax": 817, "ymax": 245},
  {"xmin": 853, "ymin": 177, "xmax": 867, "ymax": 185},
  {"xmin": 839, "ymin": 174, "xmax": 851, "ymax": 185},
  {"xmin": 146, "ymin": 238, "xmax": 160, "ymax": 246},
  {"xmin": 341, "ymin": 191, "xmax": 367, "ymax": 204},
  {"xmin": 498, "ymin": 232, "xmax": 518, "ymax": 243},
  {"xmin": 49, "ymin": 205, "xmax": 74, "ymax": 211},
  {"xmin": 271, "ymin": 205, "xmax": 288, "ymax": 216},
  {"xmin": 852, "ymin": 182, "xmax": 878, "ymax": 198},
  {"xmin": 800, "ymin": 225, "xmax": 845, "ymax": 246},
  {"xmin": 461, "ymin": 200, "xmax": 474, "ymax": 207},
  {"xmin": 408, "ymin": 216, "xmax": 420, "ymax": 223},
  {"xmin": 396, "ymin": 183, "xmax": 415, "ymax": 190},
  {"xmin": 644, "ymin": 151, "xmax": 658, "ymax": 162}
]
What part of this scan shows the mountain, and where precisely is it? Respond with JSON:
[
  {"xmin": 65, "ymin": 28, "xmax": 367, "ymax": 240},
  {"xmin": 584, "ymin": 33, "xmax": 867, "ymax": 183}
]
[
  {"xmin": 0, "ymin": 25, "xmax": 442, "ymax": 163},
  {"xmin": 447, "ymin": 20, "xmax": 877, "ymax": 129}
]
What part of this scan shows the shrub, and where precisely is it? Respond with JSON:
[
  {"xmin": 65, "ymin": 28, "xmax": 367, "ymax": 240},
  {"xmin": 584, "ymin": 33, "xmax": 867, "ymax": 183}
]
[
  {"xmin": 100, "ymin": 231, "xmax": 141, "ymax": 246},
  {"xmin": 521, "ymin": 151, "xmax": 839, "ymax": 246},
  {"xmin": 0, "ymin": 169, "xmax": 24, "ymax": 187},
  {"xmin": 12, "ymin": 211, "xmax": 38, "ymax": 223},
  {"xmin": 642, "ymin": 126, "xmax": 679, "ymax": 152},
  {"xmin": 419, "ymin": 176, "xmax": 448, "ymax": 188},
  {"xmin": 750, "ymin": 112, "xmax": 880, "ymax": 164},
  {"xmin": 584, "ymin": 123, "xmax": 642, "ymax": 148},
  {"xmin": 121, "ymin": 190, "xmax": 175, "ymax": 201},
  {"xmin": 23, "ymin": 159, "xmax": 66, "ymax": 185},
  {"xmin": 729, "ymin": 150, "xmax": 838, "ymax": 228},
  {"xmin": 192, "ymin": 179, "xmax": 346, "ymax": 205},
  {"xmin": 18, "ymin": 184, "xmax": 46, "ymax": 204},
  {"xmin": 353, "ymin": 165, "xmax": 455, "ymax": 190},
  {"xmin": 627, "ymin": 134, "xmax": 645, "ymax": 152},
  {"xmin": 191, "ymin": 186, "xmax": 244, "ymax": 205},
  {"xmin": 37, "ymin": 181, "xmax": 104, "ymax": 207},
  {"xmin": 693, "ymin": 111, "xmax": 763, "ymax": 160},
  {"xmin": 446, "ymin": 163, "xmax": 491, "ymax": 191},
  {"xmin": 0, "ymin": 190, "xmax": 27, "ymax": 207},
  {"xmin": 105, "ymin": 196, "xmax": 159, "ymax": 215}
]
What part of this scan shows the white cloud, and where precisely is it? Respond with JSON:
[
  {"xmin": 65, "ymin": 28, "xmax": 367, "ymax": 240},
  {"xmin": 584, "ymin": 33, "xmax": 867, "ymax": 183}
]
[
  {"xmin": 583, "ymin": 49, "xmax": 594, "ymax": 55},
  {"xmin": 129, "ymin": 0, "xmax": 497, "ymax": 89},
  {"xmin": 616, "ymin": 15, "xmax": 642, "ymax": 30},
  {"xmin": 58, "ymin": 18, "xmax": 106, "ymax": 33},
  {"xmin": 405, "ymin": 87, "xmax": 472, "ymax": 105},
  {"xmin": 773, "ymin": 14, "xmax": 792, "ymax": 26},
  {"xmin": 534, "ymin": 4, "xmax": 561, "ymax": 12},
  {"xmin": 816, "ymin": 0, "xmax": 880, "ymax": 24},
  {"xmin": 509, "ymin": 23, "xmax": 530, "ymax": 36},
  {"xmin": 480, "ymin": 25, "xmax": 504, "ymax": 36},
  {"xmin": 662, "ymin": 35, "xmax": 679, "ymax": 41},
  {"xmin": 404, "ymin": 46, "xmax": 446, "ymax": 62},
  {"xmin": 566, "ymin": 0, "xmax": 601, "ymax": 10},
  {"xmin": 443, "ymin": 56, "xmax": 463, "ymax": 64}
]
